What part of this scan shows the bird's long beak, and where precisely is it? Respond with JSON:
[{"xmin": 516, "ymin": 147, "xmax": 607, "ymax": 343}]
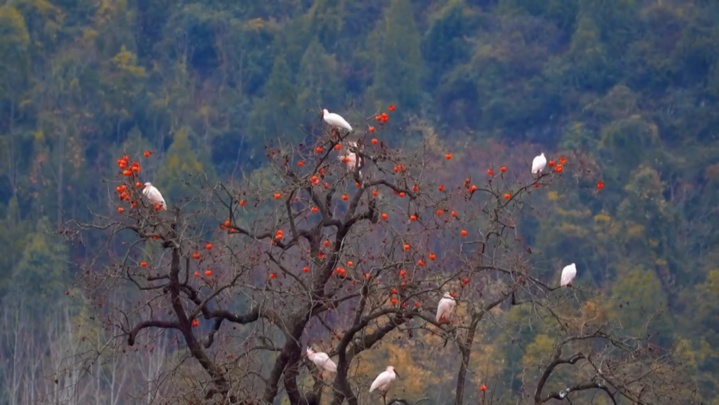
[{"xmin": 395, "ymin": 370, "xmax": 401, "ymax": 379}]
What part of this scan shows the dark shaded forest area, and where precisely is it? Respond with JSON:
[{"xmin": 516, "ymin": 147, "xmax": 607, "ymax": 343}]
[{"xmin": 1, "ymin": 0, "xmax": 718, "ymax": 404}]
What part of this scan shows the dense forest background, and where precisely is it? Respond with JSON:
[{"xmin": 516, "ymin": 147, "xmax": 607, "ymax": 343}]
[{"xmin": 1, "ymin": 0, "xmax": 719, "ymax": 403}]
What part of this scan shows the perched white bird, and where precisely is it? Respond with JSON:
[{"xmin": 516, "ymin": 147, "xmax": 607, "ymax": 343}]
[
  {"xmin": 436, "ymin": 292, "xmax": 456, "ymax": 324},
  {"xmin": 323, "ymin": 109, "xmax": 353, "ymax": 132},
  {"xmin": 560, "ymin": 263, "xmax": 577, "ymax": 287},
  {"xmin": 305, "ymin": 347, "xmax": 337, "ymax": 373},
  {"xmin": 142, "ymin": 182, "xmax": 167, "ymax": 210},
  {"xmin": 338, "ymin": 141, "xmax": 362, "ymax": 175},
  {"xmin": 370, "ymin": 366, "xmax": 399, "ymax": 398},
  {"xmin": 531, "ymin": 152, "xmax": 547, "ymax": 174}
]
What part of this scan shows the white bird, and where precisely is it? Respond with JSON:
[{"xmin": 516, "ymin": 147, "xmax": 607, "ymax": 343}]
[
  {"xmin": 305, "ymin": 347, "xmax": 337, "ymax": 373},
  {"xmin": 370, "ymin": 366, "xmax": 400, "ymax": 404},
  {"xmin": 142, "ymin": 182, "xmax": 167, "ymax": 210},
  {"xmin": 338, "ymin": 141, "xmax": 362, "ymax": 175},
  {"xmin": 436, "ymin": 292, "xmax": 456, "ymax": 324},
  {"xmin": 531, "ymin": 152, "xmax": 547, "ymax": 174},
  {"xmin": 560, "ymin": 263, "xmax": 577, "ymax": 287},
  {"xmin": 323, "ymin": 109, "xmax": 353, "ymax": 132}
]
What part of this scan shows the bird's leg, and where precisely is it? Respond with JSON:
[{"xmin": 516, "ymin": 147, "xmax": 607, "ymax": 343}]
[{"xmin": 381, "ymin": 391, "xmax": 387, "ymax": 405}]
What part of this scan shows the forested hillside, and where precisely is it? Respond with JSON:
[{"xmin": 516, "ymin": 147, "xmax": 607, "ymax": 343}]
[{"xmin": 1, "ymin": 0, "xmax": 718, "ymax": 404}]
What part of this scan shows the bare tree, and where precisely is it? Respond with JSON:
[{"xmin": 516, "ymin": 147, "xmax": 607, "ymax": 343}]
[
  {"xmin": 522, "ymin": 299, "xmax": 697, "ymax": 404},
  {"xmin": 0, "ymin": 291, "xmax": 138, "ymax": 405},
  {"xmin": 66, "ymin": 112, "xmax": 695, "ymax": 404}
]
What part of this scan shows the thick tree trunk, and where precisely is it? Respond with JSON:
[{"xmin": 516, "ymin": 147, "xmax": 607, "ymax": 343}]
[
  {"xmin": 56, "ymin": 130, "xmax": 64, "ymax": 227},
  {"xmin": 168, "ymin": 248, "xmax": 229, "ymax": 399},
  {"xmin": 455, "ymin": 314, "xmax": 480, "ymax": 405},
  {"xmin": 263, "ymin": 313, "xmax": 311, "ymax": 404}
]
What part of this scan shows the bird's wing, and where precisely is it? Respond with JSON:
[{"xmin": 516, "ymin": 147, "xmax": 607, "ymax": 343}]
[
  {"xmin": 145, "ymin": 187, "xmax": 156, "ymax": 201},
  {"xmin": 336, "ymin": 115, "xmax": 352, "ymax": 130},
  {"xmin": 369, "ymin": 371, "xmax": 392, "ymax": 392},
  {"xmin": 531, "ymin": 157, "xmax": 543, "ymax": 173},
  {"xmin": 436, "ymin": 298, "xmax": 454, "ymax": 322},
  {"xmin": 313, "ymin": 352, "xmax": 329, "ymax": 364},
  {"xmin": 561, "ymin": 265, "xmax": 577, "ymax": 286},
  {"xmin": 145, "ymin": 187, "xmax": 167, "ymax": 209},
  {"xmin": 326, "ymin": 113, "xmax": 352, "ymax": 131},
  {"xmin": 322, "ymin": 357, "xmax": 337, "ymax": 372}
]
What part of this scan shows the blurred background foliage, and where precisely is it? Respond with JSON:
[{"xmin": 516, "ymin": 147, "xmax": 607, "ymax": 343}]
[{"xmin": 1, "ymin": 0, "xmax": 718, "ymax": 401}]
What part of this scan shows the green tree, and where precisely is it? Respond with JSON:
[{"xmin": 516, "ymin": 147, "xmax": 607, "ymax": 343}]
[
  {"xmin": 100, "ymin": 45, "xmax": 148, "ymax": 136},
  {"xmin": 624, "ymin": 3, "xmax": 685, "ymax": 91},
  {"xmin": 221, "ymin": 17, "xmax": 278, "ymax": 96},
  {"xmin": 0, "ymin": 6, "xmax": 30, "ymax": 104},
  {"xmin": 562, "ymin": 16, "xmax": 613, "ymax": 91},
  {"xmin": 422, "ymin": 1, "xmax": 472, "ymax": 90},
  {"xmin": 582, "ymin": 84, "xmax": 640, "ymax": 124},
  {"xmin": 0, "ymin": 198, "xmax": 32, "ymax": 298},
  {"xmin": 156, "ymin": 127, "xmax": 215, "ymax": 206},
  {"xmin": 599, "ymin": 117, "xmax": 661, "ymax": 175},
  {"xmin": 92, "ymin": 0, "xmax": 137, "ymax": 61},
  {"xmin": 0, "ymin": 7, "xmax": 31, "ymax": 221},
  {"xmin": 302, "ymin": 0, "xmax": 345, "ymax": 53},
  {"xmin": 297, "ymin": 39, "xmax": 343, "ymax": 111},
  {"xmin": 247, "ymin": 56, "xmax": 301, "ymax": 151},
  {"xmin": 8, "ymin": 221, "xmax": 69, "ymax": 309},
  {"xmin": 609, "ymin": 267, "xmax": 673, "ymax": 344},
  {"xmin": 439, "ymin": 13, "xmax": 561, "ymax": 134},
  {"xmin": 13, "ymin": 0, "xmax": 64, "ymax": 55},
  {"xmin": 691, "ymin": 270, "xmax": 719, "ymax": 400},
  {"xmin": 612, "ymin": 166, "xmax": 684, "ymax": 294},
  {"xmin": 499, "ymin": 0, "xmax": 579, "ymax": 35},
  {"xmin": 577, "ymin": 0, "xmax": 640, "ymax": 57},
  {"xmin": 367, "ymin": 0, "xmax": 423, "ymax": 111}
]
